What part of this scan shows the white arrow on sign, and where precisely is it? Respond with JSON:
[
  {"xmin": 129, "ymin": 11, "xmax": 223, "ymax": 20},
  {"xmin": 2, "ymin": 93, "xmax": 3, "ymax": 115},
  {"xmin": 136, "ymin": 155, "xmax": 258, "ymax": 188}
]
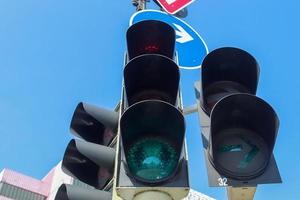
[{"xmin": 173, "ymin": 23, "xmax": 193, "ymax": 43}]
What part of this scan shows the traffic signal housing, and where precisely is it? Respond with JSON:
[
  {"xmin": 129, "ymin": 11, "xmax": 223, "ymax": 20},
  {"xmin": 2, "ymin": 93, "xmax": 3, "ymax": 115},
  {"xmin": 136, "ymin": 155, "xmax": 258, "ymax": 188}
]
[
  {"xmin": 116, "ymin": 20, "xmax": 189, "ymax": 200},
  {"xmin": 195, "ymin": 47, "xmax": 281, "ymax": 187},
  {"xmin": 55, "ymin": 102, "xmax": 119, "ymax": 199},
  {"xmin": 55, "ymin": 184, "xmax": 111, "ymax": 200},
  {"xmin": 70, "ymin": 102, "xmax": 118, "ymax": 146},
  {"xmin": 126, "ymin": 20, "xmax": 175, "ymax": 60},
  {"xmin": 200, "ymin": 47, "xmax": 259, "ymax": 115}
]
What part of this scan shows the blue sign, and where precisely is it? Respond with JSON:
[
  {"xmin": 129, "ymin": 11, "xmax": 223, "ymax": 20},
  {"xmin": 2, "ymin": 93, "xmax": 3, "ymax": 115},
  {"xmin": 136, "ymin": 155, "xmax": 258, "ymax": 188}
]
[{"xmin": 130, "ymin": 10, "xmax": 208, "ymax": 70}]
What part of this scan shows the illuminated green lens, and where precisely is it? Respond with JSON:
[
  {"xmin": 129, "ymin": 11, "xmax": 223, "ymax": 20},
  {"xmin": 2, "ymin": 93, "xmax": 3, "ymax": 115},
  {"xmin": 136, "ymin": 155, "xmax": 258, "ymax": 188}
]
[{"xmin": 127, "ymin": 137, "xmax": 178, "ymax": 182}]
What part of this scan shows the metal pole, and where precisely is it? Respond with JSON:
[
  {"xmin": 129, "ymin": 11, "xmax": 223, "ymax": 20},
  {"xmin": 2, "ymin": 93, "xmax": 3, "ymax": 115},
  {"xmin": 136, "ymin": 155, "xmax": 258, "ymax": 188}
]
[
  {"xmin": 132, "ymin": 0, "xmax": 146, "ymax": 11},
  {"xmin": 138, "ymin": 0, "xmax": 146, "ymax": 11},
  {"xmin": 183, "ymin": 103, "xmax": 198, "ymax": 115},
  {"xmin": 227, "ymin": 187, "xmax": 257, "ymax": 200}
]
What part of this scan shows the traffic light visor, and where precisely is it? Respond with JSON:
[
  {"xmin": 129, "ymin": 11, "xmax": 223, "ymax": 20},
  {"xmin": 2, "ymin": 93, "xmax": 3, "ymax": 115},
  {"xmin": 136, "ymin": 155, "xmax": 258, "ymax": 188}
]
[
  {"xmin": 209, "ymin": 94, "xmax": 279, "ymax": 180},
  {"xmin": 55, "ymin": 184, "xmax": 112, "ymax": 200},
  {"xmin": 70, "ymin": 102, "xmax": 118, "ymax": 146},
  {"xmin": 55, "ymin": 184, "xmax": 68, "ymax": 200},
  {"xmin": 127, "ymin": 20, "xmax": 175, "ymax": 60},
  {"xmin": 120, "ymin": 100, "xmax": 185, "ymax": 183},
  {"xmin": 124, "ymin": 54, "xmax": 180, "ymax": 106},
  {"xmin": 201, "ymin": 47, "xmax": 259, "ymax": 115},
  {"xmin": 62, "ymin": 139, "xmax": 115, "ymax": 188}
]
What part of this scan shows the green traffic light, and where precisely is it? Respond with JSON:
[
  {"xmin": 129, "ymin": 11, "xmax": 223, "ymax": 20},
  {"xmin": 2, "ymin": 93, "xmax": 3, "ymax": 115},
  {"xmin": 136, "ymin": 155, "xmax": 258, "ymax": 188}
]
[{"xmin": 126, "ymin": 137, "xmax": 178, "ymax": 182}]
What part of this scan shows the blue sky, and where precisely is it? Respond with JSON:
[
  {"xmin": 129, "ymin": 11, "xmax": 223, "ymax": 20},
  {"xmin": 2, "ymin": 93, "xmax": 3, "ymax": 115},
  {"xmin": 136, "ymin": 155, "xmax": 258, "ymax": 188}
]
[{"xmin": 0, "ymin": 0, "xmax": 299, "ymax": 199}]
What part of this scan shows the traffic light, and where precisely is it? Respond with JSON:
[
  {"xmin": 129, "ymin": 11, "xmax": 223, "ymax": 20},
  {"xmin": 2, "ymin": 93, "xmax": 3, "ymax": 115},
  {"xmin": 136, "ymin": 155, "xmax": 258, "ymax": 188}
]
[
  {"xmin": 55, "ymin": 102, "xmax": 119, "ymax": 199},
  {"xmin": 116, "ymin": 20, "xmax": 189, "ymax": 200},
  {"xmin": 195, "ymin": 47, "xmax": 281, "ymax": 187},
  {"xmin": 55, "ymin": 184, "xmax": 111, "ymax": 200}
]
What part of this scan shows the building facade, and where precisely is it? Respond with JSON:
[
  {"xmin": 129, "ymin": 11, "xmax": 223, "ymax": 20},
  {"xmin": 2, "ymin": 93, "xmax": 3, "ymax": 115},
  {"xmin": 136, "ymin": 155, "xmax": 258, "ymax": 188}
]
[
  {"xmin": 0, "ymin": 163, "xmax": 215, "ymax": 200},
  {"xmin": 0, "ymin": 168, "xmax": 49, "ymax": 200},
  {"xmin": 0, "ymin": 162, "xmax": 73, "ymax": 200}
]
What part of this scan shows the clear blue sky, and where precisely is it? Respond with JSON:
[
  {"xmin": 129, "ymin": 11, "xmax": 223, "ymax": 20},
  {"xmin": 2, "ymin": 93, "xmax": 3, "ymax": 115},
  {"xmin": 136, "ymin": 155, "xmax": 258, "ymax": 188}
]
[{"xmin": 0, "ymin": 1, "xmax": 299, "ymax": 199}]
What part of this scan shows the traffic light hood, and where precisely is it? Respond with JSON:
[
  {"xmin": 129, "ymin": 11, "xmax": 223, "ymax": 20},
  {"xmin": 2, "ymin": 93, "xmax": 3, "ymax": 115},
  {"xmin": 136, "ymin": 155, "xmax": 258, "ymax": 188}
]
[
  {"xmin": 70, "ymin": 102, "xmax": 118, "ymax": 146},
  {"xmin": 61, "ymin": 139, "xmax": 115, "ymax": 189},
  {"xmin": 209, "ymin": 93, "xmax": 279, "ymax": 180},
  {"xmin": 120, "ymin": 100, "xmax": 185, "ymax": 183},
  {"xmin": 124, "ymin": 54, "xmax": 180, "ymax": 106},
  {"xmin": 126, "ymin": 20, "xmax": 175, "ymax": 60},
  {"xmin": 201, "ymin": 47, "xmax": 260, "ymax": 115},
  {"xmin": 55, "ymin": 184, "xmax": 112, "ymax": 200}
]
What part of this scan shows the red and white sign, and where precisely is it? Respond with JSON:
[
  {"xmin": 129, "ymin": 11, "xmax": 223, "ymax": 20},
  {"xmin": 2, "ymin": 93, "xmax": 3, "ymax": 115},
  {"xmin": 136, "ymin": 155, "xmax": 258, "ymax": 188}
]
[{"xmin": 156, "ymin": 0, "xmax": 195, "ymax": 15}]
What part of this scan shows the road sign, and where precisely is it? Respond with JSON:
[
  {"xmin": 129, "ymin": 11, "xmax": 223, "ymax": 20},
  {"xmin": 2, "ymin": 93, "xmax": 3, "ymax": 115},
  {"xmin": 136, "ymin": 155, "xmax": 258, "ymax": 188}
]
[
  {"xmin": 155, "ymin": 0, "xmax": 195, "ymax": 15},
  {"xmin": 130, "ymin": 10, "xmax": 208, "ymax": 69}
]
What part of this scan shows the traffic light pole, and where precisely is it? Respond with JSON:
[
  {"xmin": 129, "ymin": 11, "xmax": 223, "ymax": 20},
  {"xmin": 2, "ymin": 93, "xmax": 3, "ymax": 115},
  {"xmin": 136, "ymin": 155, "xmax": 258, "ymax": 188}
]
[
  {"xmin": 227, "ymin": 187, "xmax": 256, "ymax": 200},
  {"xmin": 132, "ymin": 0, "xmax": 147, "ymax": 11},
  {"xmin": 183, "ymin": 103, "xmax": 197, "ymax": 115}
]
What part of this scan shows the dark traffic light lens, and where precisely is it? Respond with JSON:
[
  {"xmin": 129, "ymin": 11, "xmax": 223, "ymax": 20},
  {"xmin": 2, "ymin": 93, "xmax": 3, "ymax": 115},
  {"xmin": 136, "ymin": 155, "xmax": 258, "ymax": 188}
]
[
  {"xmin": 212, "ymin": 128, "xmax": 269, "ymax": 179},
  {"xmin": 127, "ymin": 137, "xmax": 178, "ymax": 182}
]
